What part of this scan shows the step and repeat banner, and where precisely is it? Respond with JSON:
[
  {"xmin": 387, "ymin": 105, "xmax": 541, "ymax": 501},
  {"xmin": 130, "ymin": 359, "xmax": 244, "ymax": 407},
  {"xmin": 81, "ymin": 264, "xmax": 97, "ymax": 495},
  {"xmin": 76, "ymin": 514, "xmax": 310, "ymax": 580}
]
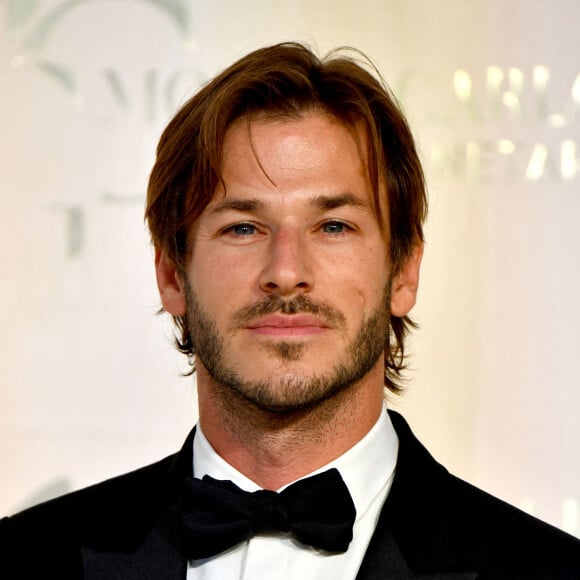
[{"xmin": 1, "ymin": 0, "xmax": 579, "ymax": 535}]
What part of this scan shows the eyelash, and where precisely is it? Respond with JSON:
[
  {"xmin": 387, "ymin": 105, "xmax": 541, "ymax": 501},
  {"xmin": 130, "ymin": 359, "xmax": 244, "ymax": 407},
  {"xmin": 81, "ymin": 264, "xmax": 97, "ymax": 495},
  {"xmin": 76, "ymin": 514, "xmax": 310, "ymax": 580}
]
[
  {"xmin": 321, "ymin": 220, "xmax": 353, "ymax": 235},
  {"xmin": 223, "ymin": 223, "xmax": 258, "ymax": 236},
  {"xmin": 221, "ymin": 220, "xmax": 354, "ymax": 238}
]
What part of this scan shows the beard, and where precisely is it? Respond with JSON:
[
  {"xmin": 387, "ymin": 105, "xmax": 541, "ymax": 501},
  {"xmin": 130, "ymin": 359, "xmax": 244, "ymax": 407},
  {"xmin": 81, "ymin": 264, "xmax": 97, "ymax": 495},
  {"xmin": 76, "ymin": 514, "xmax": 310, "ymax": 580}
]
[{"xmin": 185, "ymin": 282, "xmax": 391, "ymax": 414}]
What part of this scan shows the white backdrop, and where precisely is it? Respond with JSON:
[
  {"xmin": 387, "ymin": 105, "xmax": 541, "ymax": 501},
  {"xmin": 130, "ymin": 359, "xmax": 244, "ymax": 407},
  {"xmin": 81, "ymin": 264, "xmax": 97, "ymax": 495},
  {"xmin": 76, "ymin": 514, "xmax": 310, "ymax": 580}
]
[{"xmin": 1, "ymin": 0, "xmax": 579, "ymax": 536}]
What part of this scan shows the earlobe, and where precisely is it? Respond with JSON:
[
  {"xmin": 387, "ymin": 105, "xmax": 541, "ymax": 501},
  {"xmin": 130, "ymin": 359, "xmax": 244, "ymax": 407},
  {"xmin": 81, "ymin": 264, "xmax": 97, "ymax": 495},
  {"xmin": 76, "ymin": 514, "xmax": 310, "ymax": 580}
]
[
  {"xmin": 390, "ymin": 243, "xmax": 423, "ymax": 318},
  {"xmin": 155, "ymin": 248, "xmax": 187, "ymax": 316}
]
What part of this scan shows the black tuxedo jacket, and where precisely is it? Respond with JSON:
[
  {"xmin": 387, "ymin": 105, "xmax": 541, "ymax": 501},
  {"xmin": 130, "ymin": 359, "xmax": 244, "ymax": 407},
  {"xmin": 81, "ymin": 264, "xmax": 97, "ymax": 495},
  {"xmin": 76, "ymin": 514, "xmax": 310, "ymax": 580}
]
[{"xmin": 2, "ymin": 411, "xmax": 580, "ymax": 579}]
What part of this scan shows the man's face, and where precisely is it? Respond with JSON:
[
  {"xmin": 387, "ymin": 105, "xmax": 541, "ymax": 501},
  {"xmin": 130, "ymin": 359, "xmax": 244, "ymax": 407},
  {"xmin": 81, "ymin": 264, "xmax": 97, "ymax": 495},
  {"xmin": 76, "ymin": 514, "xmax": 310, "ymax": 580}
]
[{"xmin": 158, "ymin": 112, "xmax": 418, "ymax": 412}]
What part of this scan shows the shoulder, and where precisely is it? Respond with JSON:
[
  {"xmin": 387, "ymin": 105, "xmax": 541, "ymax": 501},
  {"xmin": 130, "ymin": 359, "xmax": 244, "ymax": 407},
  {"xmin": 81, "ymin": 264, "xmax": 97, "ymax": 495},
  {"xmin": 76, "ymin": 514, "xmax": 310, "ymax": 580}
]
[
  {"xmin": 0, "ymin": 452, "xmax": 180, "ymax": 577},
  {"xmin": 2, "ymin": 452, "xmax": 178, "ymax": 534},
  {"xmin": 386, "ymin": 411, "xmax": 580, "ymax": 575},
  {"xmin": 445, "ymin": 471, "xmax": 580, "ymax": 568}
]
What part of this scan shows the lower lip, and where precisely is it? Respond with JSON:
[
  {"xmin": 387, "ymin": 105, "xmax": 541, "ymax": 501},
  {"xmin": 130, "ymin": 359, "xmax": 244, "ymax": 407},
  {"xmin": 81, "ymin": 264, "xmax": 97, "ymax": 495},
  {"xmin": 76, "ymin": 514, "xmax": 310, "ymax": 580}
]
[{"xmin": 248, "ymin": 326, "xmax": 327, "ymax": 337}]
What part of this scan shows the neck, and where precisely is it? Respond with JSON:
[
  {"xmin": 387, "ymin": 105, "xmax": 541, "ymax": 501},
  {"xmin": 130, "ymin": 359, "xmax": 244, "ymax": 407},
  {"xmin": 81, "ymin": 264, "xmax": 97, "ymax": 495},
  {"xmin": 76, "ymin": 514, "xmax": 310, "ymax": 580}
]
[{"xmin": 195, "ymin": 363, "xmax": 385, "ymax": 490}]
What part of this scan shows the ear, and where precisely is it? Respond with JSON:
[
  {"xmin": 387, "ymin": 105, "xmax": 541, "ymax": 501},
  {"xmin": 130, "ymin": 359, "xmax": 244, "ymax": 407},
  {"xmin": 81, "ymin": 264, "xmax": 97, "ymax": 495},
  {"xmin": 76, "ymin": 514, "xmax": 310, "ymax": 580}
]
[
  {"xmin": 155, "ymin": 248, "xmax": 187, "ymax": 316},
  {"xmin": 390, "ymin": 243, "xmax": 423, "ymax": 317}
]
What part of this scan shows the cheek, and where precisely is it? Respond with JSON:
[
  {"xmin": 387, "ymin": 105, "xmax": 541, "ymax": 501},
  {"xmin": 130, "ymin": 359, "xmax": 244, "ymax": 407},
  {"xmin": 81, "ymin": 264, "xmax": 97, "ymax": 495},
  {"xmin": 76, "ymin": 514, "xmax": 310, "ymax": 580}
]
[
  {"xmin": 327, "ymin": 257, "xmax": 388, "ymax": 321},
  {"xmin": 342, "ymin": 243, "xmax": 389, "ymax": 290},
  {"xmin": 188, "ymin": 252, "xmax": 256, "ymax": 313}
]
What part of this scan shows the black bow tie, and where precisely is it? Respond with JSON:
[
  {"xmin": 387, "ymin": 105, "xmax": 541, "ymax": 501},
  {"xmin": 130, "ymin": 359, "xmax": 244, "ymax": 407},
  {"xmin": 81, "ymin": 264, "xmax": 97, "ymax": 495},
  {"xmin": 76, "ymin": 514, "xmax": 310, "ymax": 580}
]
[{"xmin": 180, "ymin": 468, "xmax": 356, "ymax": 559}]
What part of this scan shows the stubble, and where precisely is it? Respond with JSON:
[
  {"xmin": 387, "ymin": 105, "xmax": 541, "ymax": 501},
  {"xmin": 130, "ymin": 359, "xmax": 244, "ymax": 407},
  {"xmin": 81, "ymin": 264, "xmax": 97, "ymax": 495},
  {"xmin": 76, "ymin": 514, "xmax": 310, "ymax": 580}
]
[{"xmin": 185, "ymin": 282, "xmax": 391, "ymax": 414}]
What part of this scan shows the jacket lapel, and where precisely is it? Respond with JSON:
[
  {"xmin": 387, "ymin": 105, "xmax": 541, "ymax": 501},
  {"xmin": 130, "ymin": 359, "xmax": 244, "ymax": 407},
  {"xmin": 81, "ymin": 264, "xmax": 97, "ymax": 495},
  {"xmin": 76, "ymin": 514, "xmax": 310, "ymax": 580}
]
[
  {"xmin": 81, "ymin": 429, "xmax": 196, "ymax": 579},
  {"xmin": 81, "ymin": 415, "xmax": 480, "ymax": 579},
  {"xmin": 82, "ymin": 504, "xmax": 186, "ymax": 580},
  {"xmin": 356, "ymin": 411, "xmax": 478, "ymax": 580}
]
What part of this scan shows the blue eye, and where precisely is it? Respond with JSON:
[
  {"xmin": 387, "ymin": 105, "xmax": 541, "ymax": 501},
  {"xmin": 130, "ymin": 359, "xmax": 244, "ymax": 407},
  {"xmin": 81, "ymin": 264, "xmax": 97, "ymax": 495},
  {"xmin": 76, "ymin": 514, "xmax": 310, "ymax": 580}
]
[
  {"xmin": 322, "ymin": 221, "xmax": 349, "ymax": 234},
  {"xmin": 227, "ymin": 223, "xmax": 256, "ymax": 236}
]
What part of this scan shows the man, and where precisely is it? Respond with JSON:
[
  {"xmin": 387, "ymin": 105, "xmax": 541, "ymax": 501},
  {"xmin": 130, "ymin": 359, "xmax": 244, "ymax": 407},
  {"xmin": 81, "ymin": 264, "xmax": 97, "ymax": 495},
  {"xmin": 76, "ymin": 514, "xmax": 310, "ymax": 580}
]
[{"xmin": 1, "ymin": 42, "xmax": 579, "ymax": 579}]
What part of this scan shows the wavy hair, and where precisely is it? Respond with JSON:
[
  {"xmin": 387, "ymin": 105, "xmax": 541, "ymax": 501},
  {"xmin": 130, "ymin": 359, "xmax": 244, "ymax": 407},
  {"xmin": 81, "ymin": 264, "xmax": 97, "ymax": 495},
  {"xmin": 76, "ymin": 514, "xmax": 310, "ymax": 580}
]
[{"xmin": 145, "ymin": 42, "xmax": 427, "ymax": 392}]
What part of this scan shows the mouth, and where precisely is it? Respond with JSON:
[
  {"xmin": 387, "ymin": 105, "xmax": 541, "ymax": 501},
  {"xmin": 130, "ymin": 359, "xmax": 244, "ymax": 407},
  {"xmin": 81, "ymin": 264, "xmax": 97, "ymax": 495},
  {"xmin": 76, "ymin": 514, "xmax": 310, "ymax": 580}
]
[{"xmin": 245, "ymin": 314, "xmax": 330, "ymax": 337}]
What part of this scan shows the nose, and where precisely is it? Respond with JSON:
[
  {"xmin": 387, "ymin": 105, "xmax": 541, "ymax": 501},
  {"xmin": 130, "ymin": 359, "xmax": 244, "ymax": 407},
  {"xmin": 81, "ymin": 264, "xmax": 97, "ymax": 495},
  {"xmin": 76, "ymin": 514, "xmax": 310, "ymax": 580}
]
[{"xmin": 259, "ymin": 228, "xmax": 314, "ymax": 296}]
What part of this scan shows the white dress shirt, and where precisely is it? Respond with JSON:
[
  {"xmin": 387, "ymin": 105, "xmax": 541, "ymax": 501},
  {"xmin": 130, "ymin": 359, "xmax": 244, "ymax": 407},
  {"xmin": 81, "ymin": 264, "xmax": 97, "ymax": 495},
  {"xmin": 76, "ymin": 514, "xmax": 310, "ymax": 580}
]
[{"xmin": 187, "ymin": 404, "xmax": 398, "ymax": 580}]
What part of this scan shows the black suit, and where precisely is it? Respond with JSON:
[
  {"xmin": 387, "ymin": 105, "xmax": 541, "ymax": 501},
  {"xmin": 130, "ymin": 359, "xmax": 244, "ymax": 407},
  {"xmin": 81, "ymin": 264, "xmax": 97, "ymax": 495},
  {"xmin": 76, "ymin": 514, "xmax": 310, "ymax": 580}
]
[{"xmin": 2, "ymin": 412, "xmax": 580, "ymax": 579}]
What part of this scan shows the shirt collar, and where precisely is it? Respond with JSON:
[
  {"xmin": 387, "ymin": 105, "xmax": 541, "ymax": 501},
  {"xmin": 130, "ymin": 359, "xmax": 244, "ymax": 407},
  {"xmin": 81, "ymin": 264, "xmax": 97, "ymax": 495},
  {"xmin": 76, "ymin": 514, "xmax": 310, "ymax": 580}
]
[{"xmin": 193, "ymin": 403, "xmax": 398, "ymax": 524}]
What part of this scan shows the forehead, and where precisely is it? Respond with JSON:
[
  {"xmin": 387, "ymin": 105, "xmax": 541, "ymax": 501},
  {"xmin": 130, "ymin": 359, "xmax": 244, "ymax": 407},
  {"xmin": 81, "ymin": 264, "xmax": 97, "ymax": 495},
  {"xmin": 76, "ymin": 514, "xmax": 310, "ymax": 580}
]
[{"xmin": 214, "ymin": 112, "xmax": 373, "ymax": 202}]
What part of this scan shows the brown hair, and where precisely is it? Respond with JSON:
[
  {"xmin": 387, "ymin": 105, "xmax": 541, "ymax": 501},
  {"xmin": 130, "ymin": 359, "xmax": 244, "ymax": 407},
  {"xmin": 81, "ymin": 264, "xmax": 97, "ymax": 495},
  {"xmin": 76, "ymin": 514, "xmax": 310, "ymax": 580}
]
[{"xmin": 145, "ymin": 42, "xmax": 427, "ymax": 392}]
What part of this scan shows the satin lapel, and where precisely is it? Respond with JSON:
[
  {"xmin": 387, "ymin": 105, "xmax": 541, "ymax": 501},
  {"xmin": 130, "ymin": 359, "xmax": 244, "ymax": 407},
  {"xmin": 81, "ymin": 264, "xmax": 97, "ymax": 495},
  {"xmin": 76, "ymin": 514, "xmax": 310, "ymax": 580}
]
[
  {"xmin": 356, "ymin": 412, "xmax": 478, "ymax": 580},
  {"xmin": 355, "ymin": 524, "xmax": 417, "ymax": 579},
  {"xmin": 355, "ymin": 514, "xmax": 477, "ymax": 580},
  {"xmin": 82, "ymin": 503, "xmax": 187, "ymax": 580},
  {"xmin": 81, "ymin": 428, "xmax": 196, "ymax": 580}
]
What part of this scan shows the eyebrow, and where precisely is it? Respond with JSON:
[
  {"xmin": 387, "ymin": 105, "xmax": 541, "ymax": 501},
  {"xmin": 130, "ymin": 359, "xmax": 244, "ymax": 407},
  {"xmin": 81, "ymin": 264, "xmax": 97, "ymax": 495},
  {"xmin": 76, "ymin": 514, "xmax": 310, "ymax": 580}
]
[
  {"xmin": 310, "ymin": 193, "xmax": 367, "ymax": 211},
  {"xmin": 209, "ymin": 193, "xmax": 367, "ymax": 215},
  {"xmin": 208, "ymin": 198, "xmax": 267, "ymax": 215}
]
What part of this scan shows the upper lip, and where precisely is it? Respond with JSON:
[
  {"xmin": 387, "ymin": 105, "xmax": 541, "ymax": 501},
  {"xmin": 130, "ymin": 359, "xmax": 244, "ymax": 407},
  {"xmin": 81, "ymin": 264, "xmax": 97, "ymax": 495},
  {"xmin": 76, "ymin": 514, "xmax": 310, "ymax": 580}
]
[{"xmin": 246, "ymin": 314, "xmax": 330, "ymax": 329}]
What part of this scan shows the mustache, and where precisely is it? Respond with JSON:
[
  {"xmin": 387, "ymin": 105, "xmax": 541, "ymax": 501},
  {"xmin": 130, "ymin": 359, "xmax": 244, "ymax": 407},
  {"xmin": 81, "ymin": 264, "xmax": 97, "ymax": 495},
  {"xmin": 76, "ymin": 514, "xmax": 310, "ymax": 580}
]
[{"xmin": 231, "ymin": 295, "xmax": 347, "ymax": 329}]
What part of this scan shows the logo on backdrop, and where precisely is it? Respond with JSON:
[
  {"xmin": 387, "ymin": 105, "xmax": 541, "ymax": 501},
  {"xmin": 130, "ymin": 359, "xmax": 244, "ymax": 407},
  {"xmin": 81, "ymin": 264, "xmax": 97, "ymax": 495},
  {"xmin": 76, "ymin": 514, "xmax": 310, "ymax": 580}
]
[
  {"xmin": 394, "ymin": 65, "xmax": 580, "ymax": 184},
  {"xmin": 3, "ymin": 2, "xmax": 579, "ymax": 257},
  {"xmin": 6, "ymin": 0, "xmax": 197, "ymax": 121},
  {"xmin": 4, "ymin": 0, "xmax": 203, "ymax": 256}
]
